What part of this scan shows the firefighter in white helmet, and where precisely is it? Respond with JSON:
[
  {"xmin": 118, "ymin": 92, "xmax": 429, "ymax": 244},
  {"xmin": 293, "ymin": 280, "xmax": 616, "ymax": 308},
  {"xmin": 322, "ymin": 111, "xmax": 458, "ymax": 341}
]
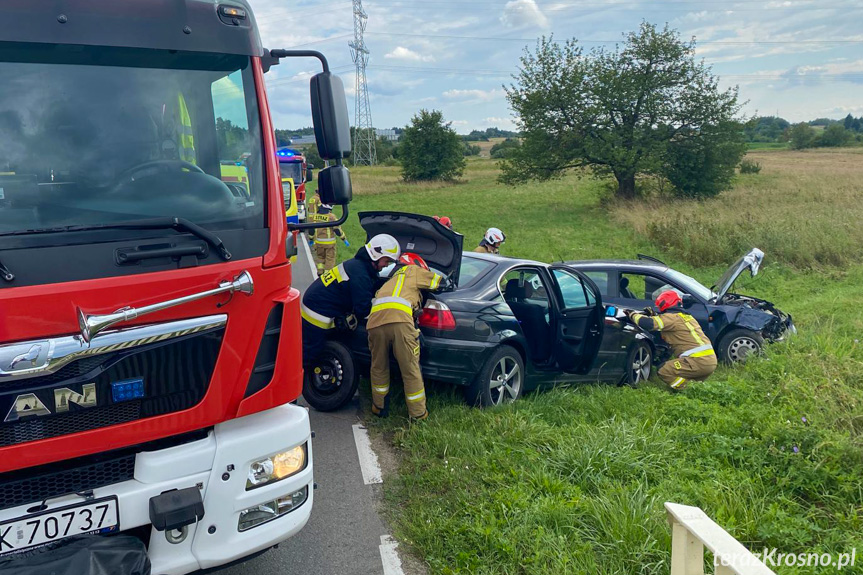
[
  {"xmin": 474, "ymin": 227, "xmax": 505, "ymax": 254},
  {"xmin": 301, "ymin": 234, "xmax": 401, "ymax": 368}
]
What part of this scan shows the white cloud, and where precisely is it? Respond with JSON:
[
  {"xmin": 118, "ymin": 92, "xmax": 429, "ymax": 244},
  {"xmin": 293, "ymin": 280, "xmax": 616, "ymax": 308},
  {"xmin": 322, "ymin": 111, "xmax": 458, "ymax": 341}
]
[
  {"xmin": 442, "ymin": 89, "xmax": 502, "ymax": 103},
  {"xmin": 384, "ymin": 46, "xmax": 435, "ymax": 63},
  {"xmin": 501, "ymin": 0, "xmax": 549, "ymax": 29},
  {"xmin": 450, "ymin": 120, "xmax": 470, "ymax": 126}
]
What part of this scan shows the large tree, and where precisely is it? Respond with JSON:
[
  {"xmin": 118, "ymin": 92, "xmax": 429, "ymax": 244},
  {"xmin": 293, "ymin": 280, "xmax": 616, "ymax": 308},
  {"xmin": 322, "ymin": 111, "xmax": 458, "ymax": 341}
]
[
  {"xmin": 399, "ymin": 110, "xmax": 466, "ymax": 182},
  {"xmin": 501, "ymin": 23, "xmax": 743, "ymax": 199}
]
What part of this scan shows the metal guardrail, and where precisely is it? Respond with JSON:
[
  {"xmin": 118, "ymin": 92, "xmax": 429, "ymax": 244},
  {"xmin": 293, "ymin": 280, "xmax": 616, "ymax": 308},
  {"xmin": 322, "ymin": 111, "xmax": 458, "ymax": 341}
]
[{"xmin": 666, "ymin": 503, "xmax": 776, "ymax": 575}]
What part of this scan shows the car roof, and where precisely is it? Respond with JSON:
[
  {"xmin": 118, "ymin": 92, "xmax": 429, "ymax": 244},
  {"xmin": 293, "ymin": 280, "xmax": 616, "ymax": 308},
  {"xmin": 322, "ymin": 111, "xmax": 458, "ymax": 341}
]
[
  {"xmin": 565, "ymin": 259, "xmax": 670, "ymax": 273},
  {"xmin": 464, "ymin": 252, "xmax": 542, "ymax": 268}
]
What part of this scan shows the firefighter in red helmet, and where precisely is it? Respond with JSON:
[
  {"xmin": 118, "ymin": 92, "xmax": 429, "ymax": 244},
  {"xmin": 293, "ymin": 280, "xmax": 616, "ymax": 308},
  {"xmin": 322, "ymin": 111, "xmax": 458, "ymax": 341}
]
[
  {"xmin": 628, "ymin": 290, "xmax": 717, "ymax": 391},
  {"xmin": 367, "ymin": 252, "xmax": 443, "ymax": 420}
]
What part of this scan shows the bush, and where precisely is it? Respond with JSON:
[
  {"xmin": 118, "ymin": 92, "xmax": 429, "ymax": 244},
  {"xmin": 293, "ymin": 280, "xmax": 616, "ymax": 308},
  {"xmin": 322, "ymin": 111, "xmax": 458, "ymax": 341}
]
[
  {"xmin": 739, "ymin": 159, "xmax": 762, "ymax": 174},
  {"xmin": 817, "ymin": 124, "xmax": 851, "ymax": 148},
  {"xmin": 463, "ymin": 143, "xmax": 481, "ymax": 156},
  {"xmin": 399, "ymin": 110, "xmax": 466, "ymax": 182},
  {"xmin": 489, "ymin": 138, "xmax": 521, "ymax": 159},
  {"xmin": 787, "ymin": 123, "xmax": 816, "ymax": 150}
]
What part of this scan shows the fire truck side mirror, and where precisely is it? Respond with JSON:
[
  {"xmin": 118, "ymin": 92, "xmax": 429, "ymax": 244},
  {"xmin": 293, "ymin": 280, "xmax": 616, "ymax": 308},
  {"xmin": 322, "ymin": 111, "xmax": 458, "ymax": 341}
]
[
  {"xmin": 306, "ymin": 166, "xmax": 314, "ymax": 182},
  {"xmin": 310, "ymin": 72, "xmax": 352, "ymax": 161},
  {"xmin": 318, "ymin": 165, "xmax": 352, "ymax": 205}
]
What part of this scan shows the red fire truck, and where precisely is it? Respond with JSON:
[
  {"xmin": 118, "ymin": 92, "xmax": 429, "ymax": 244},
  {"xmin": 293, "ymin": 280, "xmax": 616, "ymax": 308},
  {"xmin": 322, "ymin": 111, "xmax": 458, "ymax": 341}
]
[
  {"xmin": 277, "ymin": 148, "xmax": 313, "ymax": 222},
  {"xmin": 0, "ymin": 2, "xmax": 352, "ymax": 573}
]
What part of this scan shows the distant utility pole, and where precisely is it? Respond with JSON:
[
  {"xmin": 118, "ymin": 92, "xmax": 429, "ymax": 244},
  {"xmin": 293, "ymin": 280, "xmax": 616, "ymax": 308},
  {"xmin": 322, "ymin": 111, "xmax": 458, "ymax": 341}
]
[{"xmin": 349, "ymin": 0, "xmax": 376, "ymax": 165}]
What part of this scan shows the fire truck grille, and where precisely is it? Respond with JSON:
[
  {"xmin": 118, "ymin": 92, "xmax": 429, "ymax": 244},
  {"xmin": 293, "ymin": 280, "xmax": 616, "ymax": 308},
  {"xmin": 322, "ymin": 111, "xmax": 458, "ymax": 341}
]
[
  {"xmin": 0, "ymin": 327, "xmax": 223, "ymax": 448},
  {"xmin": 0, "ymin": 402, "xmax": 141, "ymax": 447},
  {"xmin": 0, "ymin": 453, "xmax": 136, "ymax": 511}
]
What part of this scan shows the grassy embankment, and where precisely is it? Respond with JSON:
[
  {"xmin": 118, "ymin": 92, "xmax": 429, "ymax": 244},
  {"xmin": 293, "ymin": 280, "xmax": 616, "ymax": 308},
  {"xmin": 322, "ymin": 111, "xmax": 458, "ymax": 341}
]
[{"xmin": 329, "ymin": 151, "xmax": 863, "ymax": 575}]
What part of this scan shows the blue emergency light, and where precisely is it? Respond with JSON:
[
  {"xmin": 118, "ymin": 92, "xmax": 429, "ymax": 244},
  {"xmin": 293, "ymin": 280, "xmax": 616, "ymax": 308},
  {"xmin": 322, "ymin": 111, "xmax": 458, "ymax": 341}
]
[{"xmin": 111, "ymin": 378, "xmax": 145, "ymax": 403}]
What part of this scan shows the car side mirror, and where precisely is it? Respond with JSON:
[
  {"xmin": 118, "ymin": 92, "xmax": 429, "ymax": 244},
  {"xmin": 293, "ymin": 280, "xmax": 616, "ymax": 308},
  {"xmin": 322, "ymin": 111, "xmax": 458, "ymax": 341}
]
[
  {"xmin": 318, "ymin": 164, "xmax": 352, "ymax": 205},
  {"xmin": 681, "ymin": 294, "xmax": 695, "ymax": 307},
  {"xmin": 306, "ymin": 166, "xmax": 314, "ymax": 182},
  {"xmin": 310, "ymin": 72, "xmax": 351, "ymax": 161}
]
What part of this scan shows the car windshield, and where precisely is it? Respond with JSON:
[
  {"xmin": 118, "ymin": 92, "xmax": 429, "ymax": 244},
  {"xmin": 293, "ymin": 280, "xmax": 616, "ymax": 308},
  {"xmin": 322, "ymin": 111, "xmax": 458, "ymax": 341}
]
[
  {"xmin": 0, "ymin": 43, "xmax": 264, "ymax": 238},
  {"xmin": 279, "ymin": 161, "xmax": 304, "ymax": 183},
  {"xmin": 664, "ymin": 268, "xmax": 715, "ymax": 301}
]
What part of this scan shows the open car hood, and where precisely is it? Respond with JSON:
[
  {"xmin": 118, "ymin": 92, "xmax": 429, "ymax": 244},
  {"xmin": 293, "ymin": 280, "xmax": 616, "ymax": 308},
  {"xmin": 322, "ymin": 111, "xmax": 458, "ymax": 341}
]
[
  {"xmin": 358, "ymin": 211, "xmax": 464, "ymax": 286},
  {"xmin": 713, "ymin": 248, "xmax": 764, "ymax": 301}
]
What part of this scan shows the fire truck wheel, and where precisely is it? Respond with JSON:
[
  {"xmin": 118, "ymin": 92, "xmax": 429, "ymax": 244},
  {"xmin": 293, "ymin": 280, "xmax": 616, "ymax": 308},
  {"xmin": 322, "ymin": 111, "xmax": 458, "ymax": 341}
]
[{"xmin": 303, "ymin": 340, "xmax": 359, "ymax": 412}]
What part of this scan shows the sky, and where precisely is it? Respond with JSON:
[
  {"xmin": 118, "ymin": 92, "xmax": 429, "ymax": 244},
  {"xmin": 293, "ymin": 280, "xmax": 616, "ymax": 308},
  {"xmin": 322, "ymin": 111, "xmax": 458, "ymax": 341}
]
[{"xmin": 249, "ymin": 0, "xmax": 863, "ymax": 133}]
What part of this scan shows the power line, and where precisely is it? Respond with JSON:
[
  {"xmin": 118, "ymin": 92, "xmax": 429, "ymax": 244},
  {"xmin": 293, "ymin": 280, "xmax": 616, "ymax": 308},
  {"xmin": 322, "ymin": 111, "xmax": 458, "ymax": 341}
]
[
  {"xmin": 351, "ymin": 0, "xmax": 377, "ymax": 165},
  {"xmin": 366, "ymin": 0, "xmax": 863, "ymax": 11},
  {"xmin": 368, "ymin": 31, "xmax": 863, "ymax": 45}
]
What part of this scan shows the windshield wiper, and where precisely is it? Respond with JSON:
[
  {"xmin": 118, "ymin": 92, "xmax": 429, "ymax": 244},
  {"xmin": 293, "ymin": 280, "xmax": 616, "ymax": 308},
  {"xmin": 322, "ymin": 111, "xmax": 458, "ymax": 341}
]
[{"xmin": 0, "ymin": 217, "xmax": 232, "ymax": 260}]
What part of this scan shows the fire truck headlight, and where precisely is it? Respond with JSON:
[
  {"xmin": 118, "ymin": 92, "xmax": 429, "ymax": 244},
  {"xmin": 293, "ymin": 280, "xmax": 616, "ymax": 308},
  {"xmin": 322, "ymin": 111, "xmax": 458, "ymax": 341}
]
[
  {"xmin": 237, "ymin": 486, "xmax": 309, "ymax": 532},
  {"xmin": 246, "ymin": 444, "xmax": 307, "ymax": 490}
]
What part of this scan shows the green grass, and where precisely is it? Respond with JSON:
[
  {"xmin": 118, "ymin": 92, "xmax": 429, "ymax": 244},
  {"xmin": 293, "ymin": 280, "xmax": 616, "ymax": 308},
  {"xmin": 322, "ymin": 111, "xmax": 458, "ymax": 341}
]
[{"xmin": 318, "ymin": 155, "xmax": 863, "ymax": 575}]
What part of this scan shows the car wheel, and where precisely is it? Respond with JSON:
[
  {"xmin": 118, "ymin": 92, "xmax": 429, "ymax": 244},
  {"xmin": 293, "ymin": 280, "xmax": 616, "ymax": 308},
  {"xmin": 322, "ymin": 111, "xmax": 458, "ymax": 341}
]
[
  {"xmin": 303, "ymin": 340, "xmax": 359, "ymax": 411},
  {"xmin": 718, "ymin": 329, "xmax": 764, "ymax": 364},
  {"xmin": 622, "ymin": 341, "xmax": 652, "ymax": 388},
  {"xmin": 465, "ymin": 345, "xmax": 524, "ymax": 408}
]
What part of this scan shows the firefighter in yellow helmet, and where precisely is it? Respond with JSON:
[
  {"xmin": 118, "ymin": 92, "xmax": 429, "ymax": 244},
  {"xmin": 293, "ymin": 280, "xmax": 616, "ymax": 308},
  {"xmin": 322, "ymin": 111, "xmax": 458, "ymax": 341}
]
[
  {"xmin": 311, "ymin": 203, "xmax": 348, "ymax": 276},
  {"xmin": 627, "ymin": 290, "xmax": 717, "ymax": 391},
  {"xmin": 367, "ymin": 253, "xmax": 444, "ymax": 420},
  {"xmin": 474, "ymin": 227, "xmax": 505, "ymax": 254}
]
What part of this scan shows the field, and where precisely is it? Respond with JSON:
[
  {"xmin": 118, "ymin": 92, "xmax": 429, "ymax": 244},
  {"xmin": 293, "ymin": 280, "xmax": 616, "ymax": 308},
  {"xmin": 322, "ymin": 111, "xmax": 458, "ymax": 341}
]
[{"xmin": 325, "ymin": 151, "xmax": 863, "ymax": 575}]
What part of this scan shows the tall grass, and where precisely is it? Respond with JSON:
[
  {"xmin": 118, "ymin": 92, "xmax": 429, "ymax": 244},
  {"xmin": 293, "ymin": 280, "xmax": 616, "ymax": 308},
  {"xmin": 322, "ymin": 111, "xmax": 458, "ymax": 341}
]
[
  {"xmin": 328, "ymin": 151, "xmax": 863, "ymax": 574},
  {"xmin": 612, "ymin": 149, "xmax": 863, "ymax": 269}
]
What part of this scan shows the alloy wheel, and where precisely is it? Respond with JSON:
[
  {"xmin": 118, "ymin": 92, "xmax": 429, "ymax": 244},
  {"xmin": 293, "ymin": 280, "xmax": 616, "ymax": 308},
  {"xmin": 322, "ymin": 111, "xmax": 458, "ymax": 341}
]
[
  {"xmin": 728, "ymin": 337, "xmax": 760, "ymax": 362},
  {"xmin": 489, "ymin": 356, "xmax": 522, "ymax": 405},
  {"xmin": 631, "ymin": 346, "xmax": 651, "ymax": 385}
]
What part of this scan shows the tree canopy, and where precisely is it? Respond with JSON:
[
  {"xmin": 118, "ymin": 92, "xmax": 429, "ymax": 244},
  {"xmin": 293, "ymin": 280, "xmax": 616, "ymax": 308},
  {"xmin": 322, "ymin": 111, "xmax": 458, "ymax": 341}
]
[
  {"xmin": 501, "ymin": 22, "xmax": 744, "ymax": 199},
  {"xmin": 399, "ymin": 110, "xmax": 466, "ymax": 182}
]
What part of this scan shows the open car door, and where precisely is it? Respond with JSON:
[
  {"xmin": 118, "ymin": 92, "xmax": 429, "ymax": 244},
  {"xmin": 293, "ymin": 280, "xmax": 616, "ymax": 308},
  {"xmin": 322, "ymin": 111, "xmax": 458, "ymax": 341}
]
[{"xmin": 548, "ymin": 265, "xmax": 605, "ymax": 374}]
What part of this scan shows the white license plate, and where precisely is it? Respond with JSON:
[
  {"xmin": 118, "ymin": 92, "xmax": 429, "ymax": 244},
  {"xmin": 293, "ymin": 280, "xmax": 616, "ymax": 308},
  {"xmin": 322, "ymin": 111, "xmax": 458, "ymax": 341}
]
[{"xmin": 0, "ymin": 497, "xmax": 119, "ymax": 555}]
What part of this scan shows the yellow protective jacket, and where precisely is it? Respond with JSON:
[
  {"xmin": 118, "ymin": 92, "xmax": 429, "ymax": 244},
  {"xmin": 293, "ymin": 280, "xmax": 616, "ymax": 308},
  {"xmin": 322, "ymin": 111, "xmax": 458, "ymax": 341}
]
[
  {"xmin": 312, "ymin": 212, "xmax": 344, "ymax": 245},
  {"xmin": 630, "ymin": 309, "xmax": 715, "ymax": 359},
  {"xmin": 473, "ymin": 242, "xmax": 498, "ymax": 255},
  {"xmin": 366, "ymin": 266, "xmax": 443, "ymax": 330},
  {"xmin": 307, "ymin": 193, "xmax": 322, "ymax": 218}
]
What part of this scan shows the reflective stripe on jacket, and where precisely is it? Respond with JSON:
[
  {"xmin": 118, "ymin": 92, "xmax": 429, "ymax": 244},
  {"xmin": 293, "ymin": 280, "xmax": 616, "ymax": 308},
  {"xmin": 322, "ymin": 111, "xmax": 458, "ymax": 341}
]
[
  {"xmin": 366, "ymin": 266, "xmax": 443, "ymax": 330},
  {"xmin": 630, "ymin": 309, "xmax": 715, "ymax": 358},
  {"xmin": 301, "ymin": 252, "xmax": 378, "ymax": 325},
  {"xmin": 312, "ymin": 212, "xmax": 344, "ymax": 244}
]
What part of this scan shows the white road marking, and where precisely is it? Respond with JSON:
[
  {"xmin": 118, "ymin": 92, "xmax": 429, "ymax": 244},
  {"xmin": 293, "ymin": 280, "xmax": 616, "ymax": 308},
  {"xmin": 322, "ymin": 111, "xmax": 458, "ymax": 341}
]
[
  {"xmin": 352, "ymin": 423, "xmax": 383, "ymax": 485},
  {"xmin": 379, "ymin": 535, "xmax": 405, "ymax": 575}
]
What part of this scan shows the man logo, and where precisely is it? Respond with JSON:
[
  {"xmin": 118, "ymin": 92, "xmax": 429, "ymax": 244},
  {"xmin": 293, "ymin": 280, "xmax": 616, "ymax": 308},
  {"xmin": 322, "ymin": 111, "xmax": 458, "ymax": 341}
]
[{"xmin": 3, "ymin": 383, "xmax": 97, "ymax": 423}]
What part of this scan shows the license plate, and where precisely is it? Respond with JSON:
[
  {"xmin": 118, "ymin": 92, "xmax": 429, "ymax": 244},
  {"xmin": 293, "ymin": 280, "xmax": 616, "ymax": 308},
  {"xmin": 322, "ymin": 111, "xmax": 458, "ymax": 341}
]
[{"xmin": 0, "ymin": 497, "xmax": 119, "ymax": 555}]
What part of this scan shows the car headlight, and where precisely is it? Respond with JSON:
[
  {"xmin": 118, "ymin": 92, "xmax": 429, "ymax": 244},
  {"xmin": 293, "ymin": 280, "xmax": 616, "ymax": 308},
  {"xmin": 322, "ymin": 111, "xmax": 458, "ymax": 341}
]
[{"xmin": 246, "ymin": 444, "xmax": 307, "ymax": 490}]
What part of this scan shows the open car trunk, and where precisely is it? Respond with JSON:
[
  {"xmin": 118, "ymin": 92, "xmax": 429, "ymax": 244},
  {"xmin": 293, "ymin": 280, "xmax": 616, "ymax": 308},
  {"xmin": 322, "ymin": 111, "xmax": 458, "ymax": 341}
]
[{"xmin": 358, "ymin": 211, "xmax": 464, "ymax": 286}]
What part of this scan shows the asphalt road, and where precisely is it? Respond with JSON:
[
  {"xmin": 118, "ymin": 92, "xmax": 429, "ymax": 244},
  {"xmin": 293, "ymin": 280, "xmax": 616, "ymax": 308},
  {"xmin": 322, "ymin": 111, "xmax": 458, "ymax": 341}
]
[{"xmin": 220, "ymin": 236, "xmax": 399, "ymax": 575}]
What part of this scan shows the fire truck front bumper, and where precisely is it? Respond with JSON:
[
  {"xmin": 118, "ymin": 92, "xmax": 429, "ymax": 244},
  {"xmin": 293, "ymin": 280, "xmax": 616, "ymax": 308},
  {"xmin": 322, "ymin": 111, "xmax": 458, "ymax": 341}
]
[{"xmin": 0, "ymin": 403, "xmax": 314, "ymax": 575}]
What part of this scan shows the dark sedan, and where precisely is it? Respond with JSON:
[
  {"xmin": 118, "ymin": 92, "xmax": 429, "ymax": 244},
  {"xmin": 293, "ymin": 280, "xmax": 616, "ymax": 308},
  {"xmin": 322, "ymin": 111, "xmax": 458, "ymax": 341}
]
[
  {"xmin": 566, "ymin": 250, "xmax": 796, "ymax": 363},
  {"xmin": 302, "ymin": 212, "xmax": 656, "ymax": 410}
]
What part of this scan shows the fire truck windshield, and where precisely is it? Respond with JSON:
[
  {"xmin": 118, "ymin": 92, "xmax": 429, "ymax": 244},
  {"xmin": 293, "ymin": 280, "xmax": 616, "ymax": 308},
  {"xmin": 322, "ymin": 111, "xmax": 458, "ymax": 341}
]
[
  {"xmin": 279, "ymin": 161, "xmax": 304, "ymax": 184},
  {"xmin": 0, "ymin": 44, "xmax": 265, "ymax": 238}
]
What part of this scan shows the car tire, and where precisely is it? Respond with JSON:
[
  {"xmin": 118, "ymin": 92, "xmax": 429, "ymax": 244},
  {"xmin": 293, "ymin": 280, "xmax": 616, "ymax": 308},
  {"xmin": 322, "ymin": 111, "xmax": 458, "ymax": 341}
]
[
  {"xmin": 303, "ymin": 340, "xmax": 359, "ymax": 412},
  {"xmin": 465, "ymin": 345, "xmax": 524, "ymax": 408},
  {"xmin": 622, "ymin": 341, "xmax": 652, "ymax": 388},
  {"xmin": 717, "ymin": 328, "xmax": 764, "ymax": 364}
]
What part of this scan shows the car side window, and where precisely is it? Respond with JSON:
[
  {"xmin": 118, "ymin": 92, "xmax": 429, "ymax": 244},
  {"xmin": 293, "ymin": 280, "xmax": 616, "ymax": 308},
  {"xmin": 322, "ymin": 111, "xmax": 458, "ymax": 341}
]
[
  {"xmin": 583, "ymin": 271, "xmax": 610, "ymax": 296},
  {"xmin": 619, "ymin": 272, "xmax": 669, "ymax": 301},
  {"xmin": 499, "ymin": 268, "xmax": 551, "ymax": 313},
  {"xmin": 552, "ymin": 269, "xmax": 591, "ymax": 309}
]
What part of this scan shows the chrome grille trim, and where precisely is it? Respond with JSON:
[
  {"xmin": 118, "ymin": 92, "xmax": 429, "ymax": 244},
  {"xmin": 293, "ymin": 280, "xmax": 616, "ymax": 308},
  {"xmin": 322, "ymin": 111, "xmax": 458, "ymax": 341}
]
[{"xmin": 0, "ymin": 315, "xmax": 227, "ymax": 383}]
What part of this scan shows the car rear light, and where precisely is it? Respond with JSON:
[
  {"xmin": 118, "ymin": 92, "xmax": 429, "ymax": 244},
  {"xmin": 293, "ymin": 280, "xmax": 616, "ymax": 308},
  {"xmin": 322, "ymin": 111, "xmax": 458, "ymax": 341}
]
[{"xmin": 419, "ymin": 300, "xmax": 456, "ymax": 331}]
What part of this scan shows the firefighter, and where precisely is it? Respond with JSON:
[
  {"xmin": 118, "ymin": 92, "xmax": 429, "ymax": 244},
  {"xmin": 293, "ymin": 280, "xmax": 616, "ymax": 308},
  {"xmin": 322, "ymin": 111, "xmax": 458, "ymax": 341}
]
[
  {"xmin": 367, "ymin": 253, "xmax": 444, "ymax": 421},
  {"xmin": 627, "ymin": 290, "xmax": 717, "ymax": 391},
  {"xmin": 474, "ymin": 227, "xmax": 505, "ymax": 254},
  {"xmin": 301, "ymin": 234, "xmax": 401, "ymax": 367},
  {"xmin": 311, "ymin": 204, "xmax": 349, "ymax": 276}
]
